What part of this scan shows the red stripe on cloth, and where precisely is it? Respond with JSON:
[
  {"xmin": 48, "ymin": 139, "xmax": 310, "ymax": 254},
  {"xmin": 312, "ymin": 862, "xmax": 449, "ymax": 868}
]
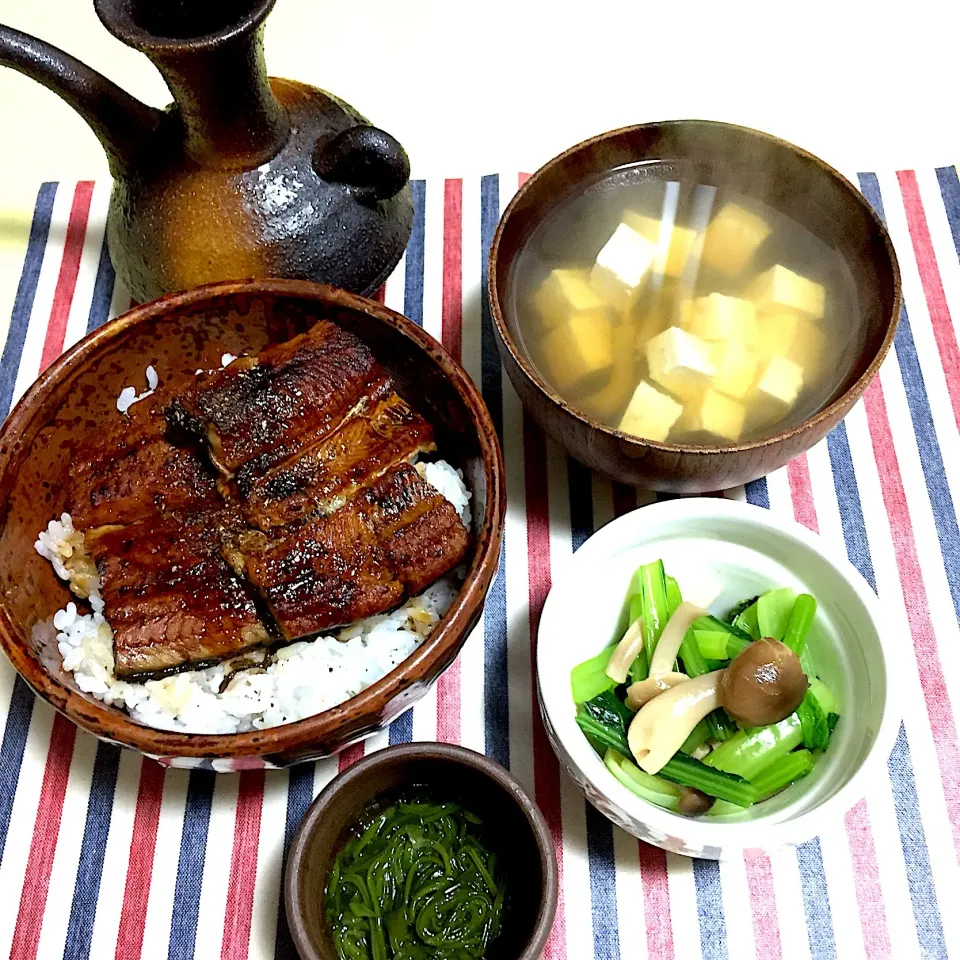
[
  {"xmin": 523, "ymin": 413, "xmax": 566, "ymax": 959},
  {"xmin": 221, "ymin": 770, "xmax": 266, "ymax": 960},
  {"xmin": 338, "ymin": 742, "xmax": 365, "ymax": 772},
  {"xmin": 744, "ymin": 852, "xmax": 783, "ymax": 960},
  {"xmin": 372, "ymin": 284, "xmax": 386, "ymax": 304},
  {"xmin": 115, "ymin": 759, "xmax": 166, "ymax": 960},
  {"xmin": 519, "ymin": 173, "xmax": 531, "ymax": 187},
  {"xmin": 9, "ymin": 713, "xmax": 78, "ymax": 960},
  {"xmin": 861, "ymin": 376, "xmax": 960, "ymax": 857},
  {"xmin": 897, "ymin": 170, "xmax": 960, "ymax": 433},
  {"xmin": 844, "ymin": 800, "xmax": 894, "ymax": 958},
  {"xmin": 39, "ymin": 180, "xmax": 94, "ymax": 372},
  {"xmin": 638, "ymin": 844, "xmax": 675, "ymax": 960},
  {"xmin": 435, "ymin": 177, "xmax": 463, "ymax": 744},
  {"xmin": 789, "ymin": 451, "xmax": 892, "ymax": 947},
  {"xmin": 786, "ymin": 456, "xmax": 819, "ymax": 533},
  {"xmin": 441, "ymin": 179, "xmax": 463, "ymax": 362}
]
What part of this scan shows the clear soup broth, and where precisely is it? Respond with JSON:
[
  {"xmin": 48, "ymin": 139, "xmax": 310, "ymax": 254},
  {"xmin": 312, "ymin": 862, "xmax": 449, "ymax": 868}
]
[{"xmin": 511, "ymin": 163, "xmax": 860, "ymax": 446}]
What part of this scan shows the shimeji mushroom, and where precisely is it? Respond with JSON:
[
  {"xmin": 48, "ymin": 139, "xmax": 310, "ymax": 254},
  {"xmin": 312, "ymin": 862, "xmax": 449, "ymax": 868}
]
[
  {"xmin": 623, "ymin": 601, "xmax": 706, "ymax": 709},
  {"xmin": 605, "ymin": 617, "xmax": 645, "ymax": 684},
  {"xmin": 718, "ymin": 637, "xmax": 808, "ymax": 727},
  {"xmin": 627, "ymin": 670, "xmax": 725, "ymax": 774}
]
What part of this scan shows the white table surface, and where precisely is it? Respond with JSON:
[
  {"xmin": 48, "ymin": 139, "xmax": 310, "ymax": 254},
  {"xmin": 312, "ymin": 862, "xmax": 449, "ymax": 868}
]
[{"xmin": 0, "ymin": 0, "xmax": 957, "ymax": 202}]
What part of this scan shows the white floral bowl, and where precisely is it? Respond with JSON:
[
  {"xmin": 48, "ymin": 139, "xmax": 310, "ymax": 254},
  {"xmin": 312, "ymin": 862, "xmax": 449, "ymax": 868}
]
[{"xmin": 536, "ymin": 497, "xmax": 899, "ymax": 859}]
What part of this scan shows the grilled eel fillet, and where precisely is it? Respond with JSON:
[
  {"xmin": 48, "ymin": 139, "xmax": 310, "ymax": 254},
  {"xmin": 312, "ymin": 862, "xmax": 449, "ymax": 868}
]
[
  {"xmin": 222, "ymin": 463, "xmax": 469, "ymax": 642},
  {"xmin": 69, "ymin": 399, "xmax": 218, "ymax": 530},
  {"xmin": 86, "ymin": 508, "xmax": 269, "ymax": 678},
  {"xmin": 240, "ymin": 392, "xmax": 436, "ymax": 531},
  {"xmin": 167, "ymin": 320, "xmax": 392, "ymax": 480}
]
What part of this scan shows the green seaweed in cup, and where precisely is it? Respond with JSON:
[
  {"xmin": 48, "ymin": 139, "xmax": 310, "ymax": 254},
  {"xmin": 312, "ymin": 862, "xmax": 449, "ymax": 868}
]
[
  {"xmin": 570, "ymin": 560, "xmax": 840, "ymax": 817},
  {"xmin": 326, "ymin": 793, "xmax": 508, "ymax": 959}
]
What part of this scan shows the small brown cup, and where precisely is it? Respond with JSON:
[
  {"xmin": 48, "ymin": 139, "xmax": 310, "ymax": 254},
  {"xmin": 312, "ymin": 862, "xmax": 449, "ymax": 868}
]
[{"xmin": 283, "ymin": 743, "xmax": 558, "ymax": 959}]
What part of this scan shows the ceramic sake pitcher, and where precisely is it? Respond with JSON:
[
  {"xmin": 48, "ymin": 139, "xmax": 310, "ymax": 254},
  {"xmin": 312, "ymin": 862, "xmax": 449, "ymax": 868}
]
[{"xmin": 0, "ymin": 0, "xmax": 413, "ymax": 302}]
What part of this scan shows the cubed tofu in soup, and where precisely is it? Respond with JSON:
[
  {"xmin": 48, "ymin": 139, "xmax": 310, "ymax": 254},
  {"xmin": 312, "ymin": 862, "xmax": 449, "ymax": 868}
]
[
  {"xmin": 680, "ymin": 293, "xmax": 758, "ymax": 346},
  {"xmin": 748, "ymin": 264, "xmax": 825, "ymax": 320},
  {"xmin": 590, "ymin": 222, "xmax": 659, "ymax": 303},
  {"xmin": 700, "ymin": 203, "xmax": 771, "ymax": 276},
  {"xmin": 757, "ymin": 310, "xmax": 801, "ymax": 360},
  {"xmin": 541, "ymin": 310, "xmax": 614, "ymax": 390},
  {"xmin": 618, "ymin": 380, "xmax": 684, "ymax": 441},
  {"xmin": 680, "ymin": 388, "xmax": 747, "ymax": 441},
  {"xmin": 710, "ymin": 340, "xmax": 758, "ymax": 400},
  {"xmin": 786, "ymin": 317, "xmax": 826, "ymax": 373},
  {"xmin": 515, "ymin": 166, "xmax": 856, "ymax": 444},
  {"xmin": 580, "ymin": 324, "xmax": 637, "ymax": 420},
  {"xmin": 646, "ymin": 326, "xmax": 715, "ymax": 401},
  {"xmin": 621, "ymin": 211, "xmax": 697, "ymax": 279},
  {"xmin": 756, "ymin": 356, "xmax": 805, "ymax": 411},
  {"xmin": 532, "ymin": 268, "xmax": 605, "ymax": 327}
]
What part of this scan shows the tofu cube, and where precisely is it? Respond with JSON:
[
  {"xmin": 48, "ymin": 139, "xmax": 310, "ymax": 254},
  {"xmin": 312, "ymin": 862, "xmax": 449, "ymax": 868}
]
[
  {"xmin": 787, "ymin": 318, "xmax": 826, "ymax": 372},
  {"xmin": 757, "ymin": 310, "xmax": 801, "ymax": 360},
  {"xmin": 756, "ymin": 356, "xmax": 805, "ymax": 410},
  {"xmin": 540, "ymin": 310, "xmax": 614, "ymax": 391},
  {"xmin": 622, "ymin": 211, "xmax": 698, "ymax": 279},
  {"xmin": 646, "ymin": 326, "xmax": 716, "ymax": 400},
  {"xmin": 532, "ymin": 268, "xmax": 605, "ymax": 328},
  {"xmin": 590, "ymin": 222, "xmax": 659, "ymax": 303},
  {"xmin": 700, "ymin": 203, "xmax": 771, "ymax": 276},
  {"xmin": 682, "ymin": 388, "xmax": 747, "ymax": 441},
  {"xmin": 581, "ymin": 324, "xmax": 637, "ymax": 421},
  {"xmin": 748, "ymin": 265, "xmax": 825, "ymax": 320},
  {"xmin": 710, "ymin": 340, "xmax": 758, "ymax": 400},
  {"xmin": 680, "ymin": 293, "xmax": 758, "ymax": 345},
  {"xmin": 618, "ymin": 379, "xmax": 684, "ymax": 441}
]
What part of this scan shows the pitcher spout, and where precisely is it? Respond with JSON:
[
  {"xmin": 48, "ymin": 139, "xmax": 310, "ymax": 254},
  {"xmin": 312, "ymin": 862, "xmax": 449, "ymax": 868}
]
[{"xmin": 0, "ymin": 24, "xmax": 162, "ymax": 173}]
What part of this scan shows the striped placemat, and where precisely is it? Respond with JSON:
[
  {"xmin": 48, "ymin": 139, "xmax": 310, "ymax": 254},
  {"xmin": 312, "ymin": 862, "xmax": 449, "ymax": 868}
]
[{"xmin": 1, "ymin": 167, "xmax": 960, "ymax": 959}]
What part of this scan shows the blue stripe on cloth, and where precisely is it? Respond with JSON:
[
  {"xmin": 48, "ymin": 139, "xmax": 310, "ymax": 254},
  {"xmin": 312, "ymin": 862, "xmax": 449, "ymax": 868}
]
[
  {"xmin": 566, "ymin": 458, "xmax": 620, "ymax": 960},
  {"xmin": 167, "ymin": 771, "xmax": 215, "ymax": 960},
  {"xmin": 851, "ymin": 169, "xmax": 947, "ymax": 959},
  {"xmin": 403, "ymin": 180, "xmax": 426, "ymax": 327},
  {"xmin": 389, "ymin": 709, "xmax": 414, "ymax": 744},
  {"xmin": 858, "ymin": 172, "xmax": 960, "ymax": 622},
  {"xmin": 568, "ymin": 459, "xmax": 593, "ymax": 552},
  {"xmin": 692, "ymin": 858, "xmax": 728, "ymax": 960},
  {"xmin": 795, "ymin": 838, "xmax": 836, "ymax": 960},
  {"xmin": 275, "ymin": 764, "xmax": 315, "ymax": 960},
  {"xmin": 62, "ymin": 742, "xmax": 121, "ymax": 960},
  {"xmin": 744, "ymin": 476, "xmax": 769, "ymax": 508},
  {"xmin": 85, "ymin": 231, "xmax": 116, "ymax": 334},
  {"xmin": 934, "ymin": 166, "xmax": 960, "ymax": 261},
  {"xmin": 0, "ymin": 181, "xmax": 56, "ymax": 418},
  {"xmin": 479, "ymin": 174, "xmax": 509, "ymax": 767},
  {"xmin": 887, "ymin": 724, "xmax": 947, "ymax": 958},
  {"xmin": 0, "ymin": 678, "xmax": 38, "ymax": 865},
  {"xmin": 825, "ymin": 423, "xmax": 877, "ymax": 590}
]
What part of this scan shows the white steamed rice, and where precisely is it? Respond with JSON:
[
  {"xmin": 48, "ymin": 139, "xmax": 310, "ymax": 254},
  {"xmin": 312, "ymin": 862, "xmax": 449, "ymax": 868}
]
[{"xmin": 36, "ymin": 460, "xmax": 471, "ymax": 735}]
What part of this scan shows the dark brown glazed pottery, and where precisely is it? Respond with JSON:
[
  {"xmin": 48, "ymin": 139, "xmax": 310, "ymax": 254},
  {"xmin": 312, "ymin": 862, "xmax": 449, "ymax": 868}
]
[
  {"xmin": 0, "ymin": 0, "xmax": 413, "ymax": 302},
  {"xmin": 283, "ymin": 743, "xmax": 558, "ymax": 960},
  {"xmin": 488, "ymin": 120, "xmax": 902, "ymax": 493},
  {"xmin": 0, "ymin": 279, "xmax": 505, "ymax": 767}
]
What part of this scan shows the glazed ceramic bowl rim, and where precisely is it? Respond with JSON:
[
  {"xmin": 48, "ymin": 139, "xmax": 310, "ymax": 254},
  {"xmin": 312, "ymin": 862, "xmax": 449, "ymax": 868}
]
[
  {"xmin": 283, "ymin": 742, "xmax": 559, "ymax": 960},
  {"xmin": 488, "ymin": 118, "xmax": 901, "ymax": 456},
  {"xmin": 536, "ymin": 496, "xmax": 900, "ymax": 853},
  {"xmin": 0, "ymin": 278, "xmax": 505, "ymax": 759}
]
